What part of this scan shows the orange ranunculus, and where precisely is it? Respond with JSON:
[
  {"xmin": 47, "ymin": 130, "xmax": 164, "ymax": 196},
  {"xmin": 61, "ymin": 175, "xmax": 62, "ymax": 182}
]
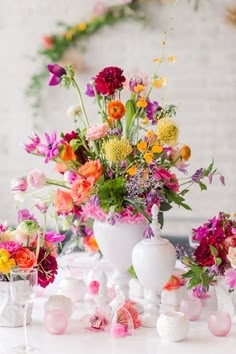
[
  {"xmin": 54, "ymin": 189, "xmax": 73, "ymax": 212},
  {"xmin": 71, "ymin": 178, "xmax": 94, "ymax": 204},
  {"xmin": 60, "ymin": 142, "xmax": 76, "ymax": 162},
  {"xmin": 107, "ymin": 100, "xmax": 126, "ymax": 120},
  {"xmin": 78, "ymin": 159, "xmax": 102, "ymax": 182},
  {"xmin": 14, "ymin": 248, "xmax": 37, "ymax": 270},
  {"xmin": 180, "ymin": 145, "xmax": 191, "ymax": 161}
]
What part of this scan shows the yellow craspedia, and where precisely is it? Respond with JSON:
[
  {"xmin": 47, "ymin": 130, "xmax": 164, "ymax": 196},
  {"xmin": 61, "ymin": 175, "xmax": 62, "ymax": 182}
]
[
  {"xmin": 103, "ymin": 137, "xmax": 132, "ymax": 163},
  {"xmin": 157, "ymin": 117, "xmax": 179, "ymax": 146}
]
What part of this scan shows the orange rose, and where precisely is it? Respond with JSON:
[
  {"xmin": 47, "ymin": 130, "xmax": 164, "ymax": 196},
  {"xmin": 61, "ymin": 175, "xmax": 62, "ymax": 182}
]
[
  {"xmin": 71, "ymin": 178, "xmax": 94, "ymax": 204},
  {"xmin": 54, "ymin": 189, "xmax": 73, "ymax": 212},
  {"xmin": 78, "ymin": 160, "xmax": 102, "ymax": 182},
  {"xmin": 14, "ymin": 248, "xmax": 36, "ymax": 270}
]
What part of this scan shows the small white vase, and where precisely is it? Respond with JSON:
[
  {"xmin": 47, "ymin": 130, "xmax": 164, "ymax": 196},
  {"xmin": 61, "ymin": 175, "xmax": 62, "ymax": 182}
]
[
  {"xmin": 93, "ymin": 219, "xmax": 146, "ymax": 299},
  {"xmin": 132, "ymin": 205, "xmax": 176, "ymax": 327},
  {"xmin": 157, "ymin": 311, "xmax": 189, "ymax": 342},
  {"xmin": 0, "ymin": 282, "xmax": 33, "ymax": 327}
]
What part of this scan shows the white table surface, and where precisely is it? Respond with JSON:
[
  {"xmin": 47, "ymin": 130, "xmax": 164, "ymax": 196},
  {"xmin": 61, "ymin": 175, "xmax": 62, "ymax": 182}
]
[{"xmin": 0, "ymin": 253, "xmax": 235, "ymax": 354}]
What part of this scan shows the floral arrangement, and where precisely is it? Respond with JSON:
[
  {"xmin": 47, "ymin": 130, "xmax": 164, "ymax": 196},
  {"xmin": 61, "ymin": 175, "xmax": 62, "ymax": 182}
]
[
  {"xmin": 181, "ymin": 212, "xmax": 236, "ymax": 293},
  {"xmin": 12, "ymin": 42, "xmax": 225, "ymax": 250},
  {"xmin": 0, "ymin": 209, "xmax": 65, "ymax": 287}
]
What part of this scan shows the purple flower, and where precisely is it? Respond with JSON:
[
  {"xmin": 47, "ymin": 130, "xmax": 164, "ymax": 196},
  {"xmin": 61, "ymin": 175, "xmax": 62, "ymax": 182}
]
[
  {"xmin": 90, "ymin": 194, "xmax": 100, "ymax": 206},
  {"xmin": 45, "ymin": 231, "xmax": 66, "ymax": 243},
  {"xmin": 17, "ymin": 209, "xmax": 37, "ymax": 223},
  {"xmin": 85, "ymin": 78, "xmax": 96, "ymax": 97},
  {"xmin": 11, "ymin": 177, "xmax": 28, "ymax": 192},
  {"xmin": 191, "ymin": 168, "xmax": 204, "ymax": 183},
  {"xmin": 38, "ymin": 131, "xmax": 59, "ymax": 163},
  {"xmin": 48, "ymin": 64, "xmax": 66, "ymax": 86},
  {"xmin": 219, "ymin": 175, "xmax": 225, "ymax": 186},
  {"xmin": 146, "ymin": 99, "xmax": 160, "ymax": 123},
  {"xmin": 24, "ymin": 133, "xmax": 41, "ymax": 153}
]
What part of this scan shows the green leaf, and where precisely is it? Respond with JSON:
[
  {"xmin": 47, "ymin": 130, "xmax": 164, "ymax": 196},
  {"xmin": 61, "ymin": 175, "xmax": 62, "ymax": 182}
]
[
  {"xmin": 204, "ymin": 159, "xmax": 214, "ymax": 176},
  {"xmin": 188, "ymin": 277, "xmax": 201, "ymax": 289},
  {"xmin": 199, "ymin": 182, "xmax": 207, "ymax": 191},
  {"xmin": 180, "ymin": 202, "xmax": 192, "ymax": 211},
  {"xmin": 209, "ymin": 245, "xmax": 217, "ymax": 257},
  {"xmin": 159, "ymin": 201, "xmax": 172, "ymax": 212},
  {"xmin": 216, "ymin": 257, "xmax": 222, "ymax": 266},
  {"xmin": 97, "ymin": 177, "xmax": 125, "ymax": 212},
  {"xmin": 180, "ymin": 189, "xmax": 190, "ymax": 196},
  {"xmin": 128, "ymin": 265, "xmax": 137, "ymax": 278},
  {"xmin": 191, "ymin": 265, "xmax": 203, "ymax": 275},
  {"xmin": 125, "ymin": 100, "xmax": 136, "ymax": 137}
]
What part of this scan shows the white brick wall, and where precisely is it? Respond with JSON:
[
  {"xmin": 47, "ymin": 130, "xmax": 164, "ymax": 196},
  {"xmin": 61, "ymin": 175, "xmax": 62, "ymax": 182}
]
[{"xmin": 1, "ymin": 0, "xmax": 236, "ymax": 237}]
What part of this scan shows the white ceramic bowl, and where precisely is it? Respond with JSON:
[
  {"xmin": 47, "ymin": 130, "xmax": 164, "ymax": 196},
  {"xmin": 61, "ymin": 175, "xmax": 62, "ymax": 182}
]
[{"xmin": 157, "ymin": 311, "xmax": 189, "ymax": 342}]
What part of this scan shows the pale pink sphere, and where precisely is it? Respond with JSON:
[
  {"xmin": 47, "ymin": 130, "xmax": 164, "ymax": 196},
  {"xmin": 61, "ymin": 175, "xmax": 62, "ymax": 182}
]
[
  {"xmin": 27, "ymin": 169, "xmax": 46, "ymax": 189},
  {"xmin": 44, "ymin": 309, "xmax": 68, "ymax": 335},
  {"xmin": 180, "ymin": 298, "xmax": 202, "ymax": 321},
  {"xmin": 208, "ymin": 311, "xmax": 231, "ymax": 337}
]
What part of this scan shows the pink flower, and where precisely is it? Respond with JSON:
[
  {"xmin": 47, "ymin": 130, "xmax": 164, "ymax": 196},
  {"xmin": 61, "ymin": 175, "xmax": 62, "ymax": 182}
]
[
  {"xmin": 82, "ymin": 201, "xmax": 107, "ymax": 222},
  {"xmin": 0, "ymin": 241, "xmax": 21, "ymax": 255},
  {"xmin": 27, "ymin": 169, "xmax": 46, "ymax": 189},
  {"xmin": 225, "ymin": 268, "xmax": 236, "ymax": 289},
  {"xmin": 92, "ymin": 1, "xmax": 108, "ymax": 16},
  {"xmin": 11, "ymin": 177, "xmax": 28, "ymax": 192},
  {"xmin": 45, "ymin": 231, "xmax": 66, "ymax": 243},
  {"xmin": 24, "ymin": 133, "xmax": 41, "ymax": 153},
  {"xmin": 87, "ymin": 280, "xmax": 100, "ymax": 295},
  {"xmin": 86, "ymin": 124, "xmax": 109, "ymax": 140}
]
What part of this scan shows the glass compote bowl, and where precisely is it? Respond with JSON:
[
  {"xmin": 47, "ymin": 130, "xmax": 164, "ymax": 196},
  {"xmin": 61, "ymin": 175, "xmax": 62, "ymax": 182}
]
[{"xmin": 10, "ymin": 268, "xmax": 38, "ymax": 354}]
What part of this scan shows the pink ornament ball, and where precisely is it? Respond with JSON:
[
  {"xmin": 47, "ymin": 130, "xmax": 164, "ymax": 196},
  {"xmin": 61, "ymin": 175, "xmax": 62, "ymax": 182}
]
[
  {"xmin": 179, "ymin": 298, "xmax": 202, "ymax": 321},
  {"xmin": 110, "ymin": 324, "xmax": 128, "ymax": 338},
  {"xmin": 44, "ymin": 309, "xmax": 68, "ymax": 335},
  {"xmin": 208, "ymin": 311, "xmax": 232, "ymax": 337}
]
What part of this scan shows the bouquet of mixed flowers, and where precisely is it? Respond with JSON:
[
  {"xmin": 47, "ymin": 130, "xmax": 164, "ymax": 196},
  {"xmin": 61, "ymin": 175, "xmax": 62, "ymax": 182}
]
[
  {"xmin": 12, "ymin": 56, "xmax": 224, "ymax": 249},
  {"xmin": 0, "ymin": 209, "xmax": 65, "ymax": 287},
  {"xmin": 182, "ymin": 212, "xmax": 236, "ymax": 294}
]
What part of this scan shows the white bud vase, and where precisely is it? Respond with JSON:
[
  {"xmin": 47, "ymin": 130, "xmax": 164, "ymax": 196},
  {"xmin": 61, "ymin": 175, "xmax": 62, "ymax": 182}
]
[
  {"xmin": 132, "ymin": 204, "xmax": 176, "ymax": 327},
  {"xmin": 93, "ymin": 219, "xmax": 147, "ymax": 301}
]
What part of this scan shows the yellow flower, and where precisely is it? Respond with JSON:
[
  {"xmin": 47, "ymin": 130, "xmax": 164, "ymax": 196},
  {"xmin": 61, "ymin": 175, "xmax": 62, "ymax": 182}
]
[
  {"xmin": 127, "ymin": 165, "xmax": 137, "ymax": 176},
  {"xmin": 180, "ymin": 145, "xmax": 191, "ymax": 161},
  {"xmin": 153, "ymin": 76, "xmax": 167, "ymax": 89},
  {"xmin": 144, "ymin": 152, "xmax": 153, "ymax": 164},
  {"xmin": 137, "ymin": 141, "xmax": 147, "ymax": 152},
  {"xmin": 0, "ymin": 249, "xmax": 16, "ymax": 274},
  {"xmin": 153, "ymin": 58, "xmax": 164, "ymax": 63},
  {"xmin": 233, "ymin": 213, "xmax": 236, "ymax": 218},
  {"xmin": 157, "ymin": 117, "xmax": 179, "ymax": 146},
  {"xmin": 142, "ymin": 117, "xmax": 149, "ymax": 125},
  {"xmin": 134, "ymin": 84, "xmax": 145, "ymax": 93},
  {"xmin": 78, "ymin": 22, "xmax": 87, "ymax": 31},
  {"xmin": 103, "ymin": 137, "xmax": 132, "ymax": 163},
  {"xmin": 151, "ymin": 143, "xmax": 163, "ymax": 154},
  {"xmin": 136, "ymin": 97, "xmax": 147, "ymax": 108},
  {"xmin": 64, "ymin": 31, "xmax": 73, "ymax": 41},
  {"xmin": 168, "ymin": 55, "xmax": 176, "ymax": 63}
]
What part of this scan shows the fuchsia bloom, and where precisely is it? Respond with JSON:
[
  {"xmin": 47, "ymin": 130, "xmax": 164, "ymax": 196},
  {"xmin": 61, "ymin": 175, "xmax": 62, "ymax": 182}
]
[
  {"xmin": 39, "ymin": 131, "xmax": 59, "ymax": 163},
  {"xmin": 24, "ymin": 133, "xmax": 41, "ymax": 153},
  {"xmin": 45, "ymin": 231, "xmax": 66, "ymax": 243},
  {"xmin": 48, "ymin": 64, "xmax": 66, "ymax": 86},
  {"xmin": 0, "ymin": 241, "xmax": 21, "ymax": 255},
  {"xmin": 17, "ymin": 209, "xmax": 37, "ymax": 223},
  {"xmin": 11, "ymin": 177, "xmax": 28, "ymax": 192},
  {"xmin": 225, "ymin": 268, "xmax": 236, "ymax": 289}
]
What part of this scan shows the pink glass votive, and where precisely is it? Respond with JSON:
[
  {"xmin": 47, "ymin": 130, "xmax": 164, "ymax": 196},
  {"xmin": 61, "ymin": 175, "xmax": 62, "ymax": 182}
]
[
  {"xmin": 208, "ymin": 311, "xmax": 232, "ymax": 337},
  {"xmin": 44, "ymin": 309, "xmax": 68, "ymax": 335},
  {"xmin": 179, "ymin": 298, "xmax": 202, "ymax": 321}
]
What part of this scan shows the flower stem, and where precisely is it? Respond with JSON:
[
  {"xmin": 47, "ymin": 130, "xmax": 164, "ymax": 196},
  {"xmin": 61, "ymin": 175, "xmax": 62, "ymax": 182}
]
[{"xmin": 72, "ymin": 78, "xmax": 90, "ymax": 128}]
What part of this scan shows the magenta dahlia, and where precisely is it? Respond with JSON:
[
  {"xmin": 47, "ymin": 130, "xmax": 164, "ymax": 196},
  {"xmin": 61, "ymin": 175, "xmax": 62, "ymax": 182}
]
[{"xmin": 95, "ymin": 66, "xmax": 126, "ymax": 95}]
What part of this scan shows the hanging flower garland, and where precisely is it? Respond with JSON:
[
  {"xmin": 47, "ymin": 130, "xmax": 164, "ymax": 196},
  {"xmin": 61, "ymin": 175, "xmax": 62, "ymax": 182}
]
[{"xmin": 26, "ymin": 0, "xmax": 149, "ymax": 118}]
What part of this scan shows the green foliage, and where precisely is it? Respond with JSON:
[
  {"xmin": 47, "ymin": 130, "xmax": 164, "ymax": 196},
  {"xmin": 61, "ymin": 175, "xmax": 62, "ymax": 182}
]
[{"xmin": 97, "ymin": 177, "xmax": 125, "ymax": 212}]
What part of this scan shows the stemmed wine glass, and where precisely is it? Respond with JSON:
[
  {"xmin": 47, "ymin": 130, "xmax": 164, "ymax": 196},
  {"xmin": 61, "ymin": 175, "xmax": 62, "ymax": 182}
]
[{"xmin": 10, "ymin": 268, "xmax": 38, "ymax": 353}]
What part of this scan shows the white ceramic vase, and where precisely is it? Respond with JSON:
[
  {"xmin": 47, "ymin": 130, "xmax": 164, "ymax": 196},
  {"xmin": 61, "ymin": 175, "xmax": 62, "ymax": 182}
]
[
  {"xmin": 215, "ymin": 277, "xmax": 236, "ymax": 323},
  {"xmin": 132, "ymin": 205, "xmax": 176, "ymax": 327},
  {"xmin": 93, "ymin": 219, "xmax": 146, "ymax": 300}
]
